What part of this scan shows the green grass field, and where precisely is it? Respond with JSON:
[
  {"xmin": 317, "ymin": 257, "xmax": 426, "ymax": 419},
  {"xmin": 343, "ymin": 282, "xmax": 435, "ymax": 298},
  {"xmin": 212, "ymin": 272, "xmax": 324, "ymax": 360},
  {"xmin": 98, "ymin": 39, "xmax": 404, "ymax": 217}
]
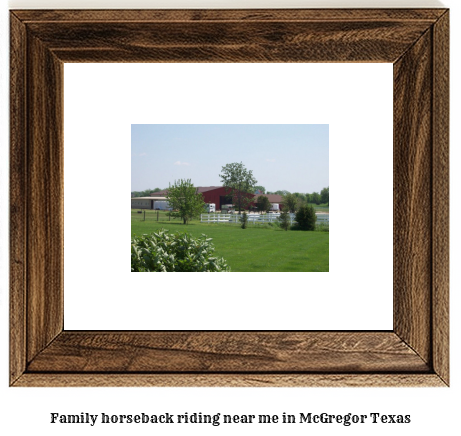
[
  {"xmin": 132, "ymin": 210, "xmax": 329, "ymax": 272},
  {"xmin": 313, "ymin": 204, "xmax": 329, "ymax": 213}
]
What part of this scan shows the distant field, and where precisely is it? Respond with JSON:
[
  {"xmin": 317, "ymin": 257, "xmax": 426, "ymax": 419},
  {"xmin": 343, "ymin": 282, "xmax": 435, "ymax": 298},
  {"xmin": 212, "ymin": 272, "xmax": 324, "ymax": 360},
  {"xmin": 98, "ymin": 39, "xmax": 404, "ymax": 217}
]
[
  {"xmin": 131, "ymin": 211, "xmax": 329, "ymax": 272},
  {"xmin": 313, "ymin": 204, "xmax": 329, "ymax": 213}
]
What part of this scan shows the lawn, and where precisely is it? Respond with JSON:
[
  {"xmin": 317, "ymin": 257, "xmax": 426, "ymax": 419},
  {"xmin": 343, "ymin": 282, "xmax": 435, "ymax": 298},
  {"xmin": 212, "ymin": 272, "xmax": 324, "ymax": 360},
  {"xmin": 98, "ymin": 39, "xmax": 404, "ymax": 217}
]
[{"xmin": 131, "ymin": 211, "xmax": 329, "ymax": 272}]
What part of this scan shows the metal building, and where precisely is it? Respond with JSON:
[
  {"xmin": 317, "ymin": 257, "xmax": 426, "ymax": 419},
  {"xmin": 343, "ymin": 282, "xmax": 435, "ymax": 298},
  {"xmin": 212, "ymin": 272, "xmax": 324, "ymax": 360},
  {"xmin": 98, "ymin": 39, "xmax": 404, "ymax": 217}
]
[{"xmin": 131, "ymin": 196, "xmax": 167, "ymax": 209}]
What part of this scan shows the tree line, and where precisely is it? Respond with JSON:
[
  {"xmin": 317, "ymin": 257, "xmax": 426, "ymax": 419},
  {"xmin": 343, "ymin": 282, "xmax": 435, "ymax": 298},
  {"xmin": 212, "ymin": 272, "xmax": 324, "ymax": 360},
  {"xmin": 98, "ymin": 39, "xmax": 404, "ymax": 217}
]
[
  {"xmin": 261, "ymin": 187, "xmax": 329, "ymax": 206},
  {"xmin": 131, "ymin": 188, "xmax": 163, "ymax": 197}
]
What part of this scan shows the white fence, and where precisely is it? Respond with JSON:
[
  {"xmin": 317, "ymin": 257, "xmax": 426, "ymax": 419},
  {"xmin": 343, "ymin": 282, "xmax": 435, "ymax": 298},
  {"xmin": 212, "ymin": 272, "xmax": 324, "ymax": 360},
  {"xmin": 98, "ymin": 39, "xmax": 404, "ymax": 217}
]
[
  {"xmin": 201, "ymin": 213, "xmax": 329, "ymax": 225},
  {"xmin": 316, "ymin": 214, "xmax": 329, "ymax": 224}
]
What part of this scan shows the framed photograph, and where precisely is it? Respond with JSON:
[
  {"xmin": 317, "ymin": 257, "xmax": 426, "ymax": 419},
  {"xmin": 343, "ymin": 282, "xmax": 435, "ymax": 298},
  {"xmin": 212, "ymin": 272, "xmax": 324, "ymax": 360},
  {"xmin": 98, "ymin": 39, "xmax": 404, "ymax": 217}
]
[{"xmin": 10, "ymin": 9, "xmax": 449, "ymax": 387}]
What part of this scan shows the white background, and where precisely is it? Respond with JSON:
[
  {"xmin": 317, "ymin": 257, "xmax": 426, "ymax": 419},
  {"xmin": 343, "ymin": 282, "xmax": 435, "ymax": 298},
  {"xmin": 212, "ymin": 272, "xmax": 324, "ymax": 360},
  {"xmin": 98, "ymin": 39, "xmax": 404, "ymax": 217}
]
[
  {"xmin": 64, "ymin": 63, "xmax": 392, "ymax": 331},
  {"xmin": 1, "ymin": 1, "xmax": 459, "ymax": 436}
]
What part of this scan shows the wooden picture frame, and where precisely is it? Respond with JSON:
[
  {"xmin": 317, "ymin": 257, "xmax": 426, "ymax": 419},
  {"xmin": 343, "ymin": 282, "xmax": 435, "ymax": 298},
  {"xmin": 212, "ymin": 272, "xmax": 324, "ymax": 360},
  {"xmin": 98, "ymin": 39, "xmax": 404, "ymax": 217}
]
[{"xmin": 10, "ymin": 9, "xmax": 449, "ymax": 387}]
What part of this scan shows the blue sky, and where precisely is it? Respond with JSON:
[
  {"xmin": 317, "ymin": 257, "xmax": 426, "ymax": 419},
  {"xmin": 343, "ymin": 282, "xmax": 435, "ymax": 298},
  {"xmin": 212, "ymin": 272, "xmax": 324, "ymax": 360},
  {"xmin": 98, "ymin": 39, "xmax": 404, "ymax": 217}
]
[{"xmin": 131, "ymin": 124, "xmax": 328, "ymax": 193}]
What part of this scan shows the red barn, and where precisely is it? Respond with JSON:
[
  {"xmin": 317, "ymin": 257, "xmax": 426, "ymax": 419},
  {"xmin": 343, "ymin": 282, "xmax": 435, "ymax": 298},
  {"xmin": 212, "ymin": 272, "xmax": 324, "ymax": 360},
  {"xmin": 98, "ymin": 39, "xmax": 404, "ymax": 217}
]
[{"xmin": 151, "ymin": 186, "xmax": 233, "ymax": 211}]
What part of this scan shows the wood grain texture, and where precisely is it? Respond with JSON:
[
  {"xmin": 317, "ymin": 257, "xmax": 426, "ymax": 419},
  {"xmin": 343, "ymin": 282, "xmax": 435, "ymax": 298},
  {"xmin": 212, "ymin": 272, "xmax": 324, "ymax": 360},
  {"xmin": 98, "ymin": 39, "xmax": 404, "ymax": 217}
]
[
  {"xmin": 26, "ymin": 34, "xmax": 64, "ymax": 362},
  {"xmin": 393, "ymin": 29, "xmax": 433, "ymax": 364},
  {"xmin": 13, "ymin": 373, "xmax": 446, "ymax": 388},
  {"xmin": 432, "ymin": 11, "xmax": 449, "ymax": 385},
  {"xmin": 26, "ymin": 20, "xmax": 432, "ymax": 63},
  {"xmin": 9, "ymin": 9, "xmax": 449, "ymax": 387},
  {"xmin": 14, "ymin": 9, "xmax": 447, "ymax": 64},
  {"xmin": 12, "ymin": 9, "xmax": 447, "ymax": 22},
  {"xmin": 27, "ymin": 332, "xmax": 429, "ymax": 373},
  {"xmin": 9, "ymin": 13, "xmax": 28, "ymax": 386}
]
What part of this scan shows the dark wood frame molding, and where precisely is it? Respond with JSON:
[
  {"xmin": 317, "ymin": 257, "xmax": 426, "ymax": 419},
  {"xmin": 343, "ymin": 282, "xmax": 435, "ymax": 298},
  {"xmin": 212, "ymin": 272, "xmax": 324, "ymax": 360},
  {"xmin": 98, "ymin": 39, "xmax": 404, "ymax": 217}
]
[{"xmin": 10, "ymin": 9, "xmax": 449, "ymax": 387}]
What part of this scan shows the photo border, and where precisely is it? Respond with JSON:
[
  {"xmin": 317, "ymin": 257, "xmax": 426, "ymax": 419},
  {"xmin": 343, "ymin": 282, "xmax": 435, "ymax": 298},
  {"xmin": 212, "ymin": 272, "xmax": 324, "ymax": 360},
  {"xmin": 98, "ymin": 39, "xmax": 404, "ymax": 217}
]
[{"xmin": 10, "ymin": 9, "xmax": 449, "ymax": 387}]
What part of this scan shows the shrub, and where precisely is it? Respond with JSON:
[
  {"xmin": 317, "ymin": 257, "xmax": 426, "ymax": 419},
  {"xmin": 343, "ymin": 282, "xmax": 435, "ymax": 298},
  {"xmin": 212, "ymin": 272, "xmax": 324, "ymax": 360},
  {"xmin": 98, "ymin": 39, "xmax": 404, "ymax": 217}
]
[
  {"xmin": 295, "ymin": 204, "xmax": 317, "ymax": 230},
  {"xmin": 240, "ymin": 211, "xmax": 248, "ymax": 229},
  {"xmin": 278, "ymin": 209, "xmax": 291, "ymax": 231},
  {"xmin": 131, "ymin": 229, "xmax": 230, "ymax": 272},
  {"xmin": 315, "ymin": 222, "xmax": 329, "ymax": 232}
]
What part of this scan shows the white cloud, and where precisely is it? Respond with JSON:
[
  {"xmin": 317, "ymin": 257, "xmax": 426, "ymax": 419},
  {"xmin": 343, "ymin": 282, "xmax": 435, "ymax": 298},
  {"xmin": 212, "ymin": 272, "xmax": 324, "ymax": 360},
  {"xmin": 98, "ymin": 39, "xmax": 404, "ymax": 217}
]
[
  {"xmin": 266, "ymin": 158, "xmax": 276, "ymax": 162},
  {"xmin": 174, "ymin": 161, "xmax": 190, "ymax": 166}
]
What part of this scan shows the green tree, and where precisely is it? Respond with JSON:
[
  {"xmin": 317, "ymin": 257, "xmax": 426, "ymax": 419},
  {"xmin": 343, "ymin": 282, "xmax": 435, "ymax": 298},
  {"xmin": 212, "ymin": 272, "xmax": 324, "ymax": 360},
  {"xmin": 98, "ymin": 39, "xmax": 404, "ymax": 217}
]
[
  {"xmin": 282, "ymin": 192, "xmax": 299, "ymax": 213},
  {"xmin": 320, "ymin": 186, "xmax": 329, "ymax": 205},
  {"xmin": 295, "ymin": 204, "xmax": 317, "ymax": 230},
  {"xmin": 311, "ymin": 192, "xmax": 321, "ymax": 205},
  {"xmin": 254, "ymin": 185, "xmax": 266, "ymax": 194},
  {"xmin": 166, "ymin": 179, "xmax": 205, "ymax": 224},
  {"xmin": 256, "ymin": 195, "xmax": 271, "ymax": 213},
  {"xmin": 278, "ymin": 209, "xmax": 291, "ymax": 231},
  {"xmin": 219, "ymin": 162, "xmax": 257, "ymax": 214},
  {"xmin": 293, "ymin": 192, "xmax": 307, "ymax": 203}
]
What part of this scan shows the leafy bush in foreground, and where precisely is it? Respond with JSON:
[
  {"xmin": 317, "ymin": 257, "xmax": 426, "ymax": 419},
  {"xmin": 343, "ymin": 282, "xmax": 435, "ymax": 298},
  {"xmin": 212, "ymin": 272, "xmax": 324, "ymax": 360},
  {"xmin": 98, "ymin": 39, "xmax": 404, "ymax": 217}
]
[{"xmin": 131, "ymin": 229, "xmax": 230, "ymax": 272}]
